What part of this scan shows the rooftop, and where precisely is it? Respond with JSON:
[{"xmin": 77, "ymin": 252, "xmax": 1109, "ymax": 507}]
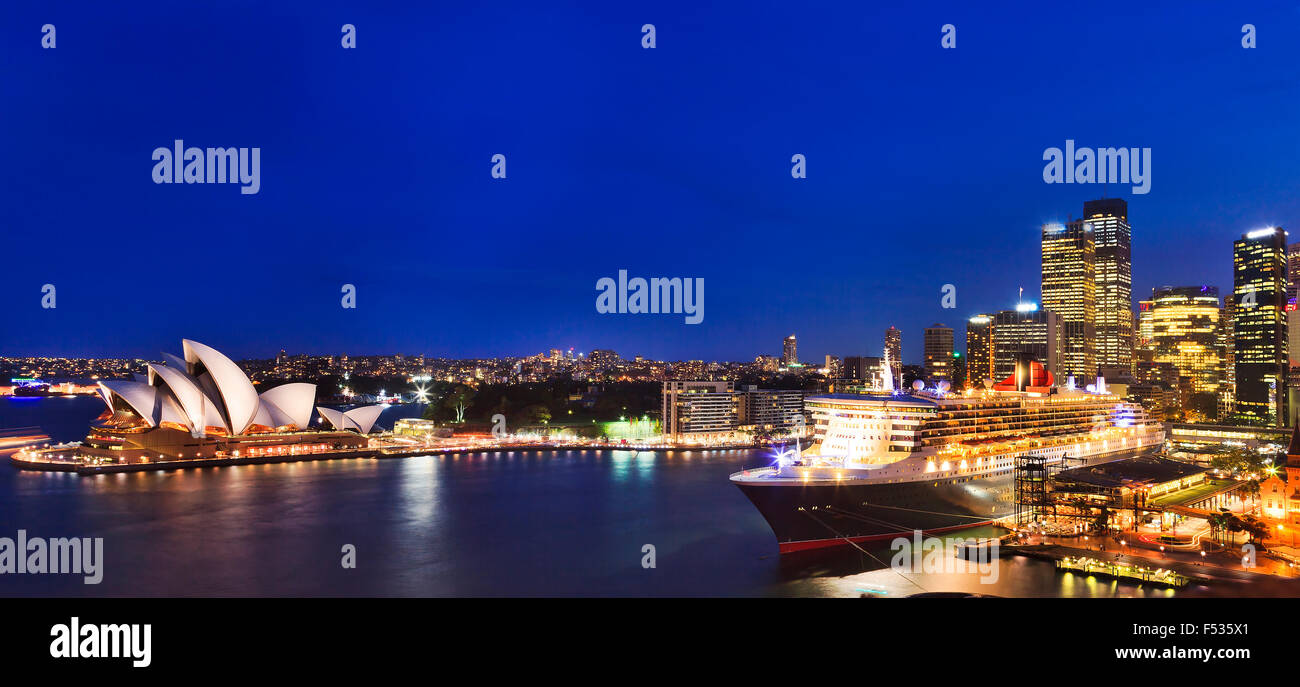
[{"xmin": 1055, "ymin": 456, "xmax": 1208, "ymax": 490}]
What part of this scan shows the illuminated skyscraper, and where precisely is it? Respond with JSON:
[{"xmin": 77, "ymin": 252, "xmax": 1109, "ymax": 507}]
[
  {"xmin": 923, "ymin": 324, "xmax": 954, "ymax": 382},
  {"xmin": 992, "ymin": 305, "xmax": 1062, "ymax": 380},
  {"xmin": 965, "ymin": 314, "xmax": 994, "ymax": 389},
  {"xmin": 1086, "ymin": 199, "xmax": 1133, "ymax": 373},
  {"xmin": 1136, "ymin": 298, "xmax": 1155, "ymax": 356},
  {"xmin": 1233, "ymin": 227, "xmax": 1288, "ymax": 425},
  {"xmin": 782, "ymin": 334, "xmax": 798, "ymax": 366},
  {"xmin": 1041, "ymin": 219, "xmax": 1096, "ymax": 378},
  {"xmin": 884, "ymin": 326, "xmax": 902, "ymax": 367},
  {"xmin": 1288, "ymin": 243, "xmax": 1300, "ymax": 367},
  {"xmin": 1150, "ymin": 286, "xmax": 1222, "ymax": 420}
]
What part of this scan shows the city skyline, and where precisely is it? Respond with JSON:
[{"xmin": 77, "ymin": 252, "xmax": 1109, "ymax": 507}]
[{"xmin": 5, "ymin": 3, "xmax": 1300, "ymax": 363}]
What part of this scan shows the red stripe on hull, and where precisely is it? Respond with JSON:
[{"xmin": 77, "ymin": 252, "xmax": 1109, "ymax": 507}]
[{"xmin": 777, "ymin": 519, "xmax": 1000, "ymax": 554}]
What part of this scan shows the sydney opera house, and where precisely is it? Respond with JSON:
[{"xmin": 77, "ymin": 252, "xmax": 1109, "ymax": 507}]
[{"xmin": 58, "ymin": 339, "xmax": 386, "ymax": 465}]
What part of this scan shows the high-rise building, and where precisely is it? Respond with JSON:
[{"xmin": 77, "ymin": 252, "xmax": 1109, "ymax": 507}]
[
  {"xmin": 1233, "ymin": 227, "xmax": 1289, "ymax": 425},
  {"xmin": 1150, "ymin": 286, "xmax": 1222, "ymax": 420},
  {"xmin": 782, "ymin": 335, "xmax": 798, "ymax": 366},
  {"xmin": 1288, "ymin": 243, "xmax": 1300, "ymax": 368},
  {"xmin": 1041, "ymin": 220, "xmax": 1096, "ymax": 378},
  {"xmin": 1220, "ymin": 299, "xmax": 1236, "ymax": 417},
  {"xmin": 992, "ymin": 306, "xmax": 1063, "ymax": 381},
  {"xmin": 922, "ymin": 324, "xmax": 954, "ymax": 382},
  {"xmin": 965, "ymin": 314, "xmax": 995, "ymax": 389},
  {"xmin": 1136, "ymin": 298, "xmax": 1155, "ymax": 352},
  {"xmin": 884, "ymin": 326, "xmax": 902, "ymax": 367},
  {"xmin": 1087, "ymin": 198, "xmax": 1134, "ymax": 374}
]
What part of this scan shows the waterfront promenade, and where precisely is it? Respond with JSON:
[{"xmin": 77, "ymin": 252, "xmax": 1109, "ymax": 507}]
[
  {"xmin": 1007, "ymin": 532, "xmax": 1300, "ymax": 584},
  {"xmin": 7, "ymin": 438, "xmax": 768, "ymax": 475}
]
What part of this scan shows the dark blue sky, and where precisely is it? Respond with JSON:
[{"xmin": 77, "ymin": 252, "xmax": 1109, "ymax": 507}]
[{"xmin": 4, "ymin": 1, "xmax": 1300, "ymax": 363}]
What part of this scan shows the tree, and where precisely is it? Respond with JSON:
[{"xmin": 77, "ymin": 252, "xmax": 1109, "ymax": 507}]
[
  {"xmin": 1208, "ymin": 512, "xmax": 1231, "ymax": 546},
  {"xmin": 521, "ymin": 404, "xmax": 551, "ymax": 425},
  {"xmin": 441, "ymin": 384, "xmax": 476, "ymax": 424}
]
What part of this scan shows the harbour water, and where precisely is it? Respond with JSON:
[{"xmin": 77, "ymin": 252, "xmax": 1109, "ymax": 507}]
[{"xmin": 0, "ymin": 396, "xmax": 1187, "ymax": 597}]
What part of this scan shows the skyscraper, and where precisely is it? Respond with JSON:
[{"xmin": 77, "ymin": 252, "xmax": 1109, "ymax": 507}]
[
  {"xmin": 1041, "ymin": 219, "xmax": 1096, "ymax": 378},
  {"xmin": 965, "ymin": 314, "xmax": 994, "ymax": 389},
  {"xmin": 1287, "ymin": 243, "xmax": 1300, "ymax": 367},
  {"xmin": 923, "ymin": 324, "xmax": 954, "ymax": 382},
  {"xmin": 782, "ymin": 334, "xmax": 797, "ymax": 366},
  {"xmin": 884, "ymin": 326, "xmax": 902, "ymax": 367},
  {"xmin": 1087, "ymin": 198, "xmax": 1134, "ymax": 374},
  {"xmin": 1150, "ymin": 286, "xmax": 1222, "ymax": 420},
  {"xmin": 1233, "ymin": 227, "xmax": 1288, "ymax": 425},
  {"xmin": 1220, "ymin": 298, "xmax": 1235, "ymax": 417},
  {"xmin": 1136, "ymin": 298, "xmax": 1155, "ymax": 356},
  {"xmin": 993, "ymin": 306, "xmax": 1063, "ymax": 381}
]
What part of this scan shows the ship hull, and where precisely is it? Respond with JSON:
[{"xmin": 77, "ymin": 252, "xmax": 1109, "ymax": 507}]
[{"xmin": 736, "ymin": 446, "xmax": 1153, "ymax": 554}]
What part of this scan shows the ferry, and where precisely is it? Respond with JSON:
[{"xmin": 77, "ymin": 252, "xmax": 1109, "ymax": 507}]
[{"xmin": 731, "ymin": 361, "xmax": 1164, "ymax": 553}]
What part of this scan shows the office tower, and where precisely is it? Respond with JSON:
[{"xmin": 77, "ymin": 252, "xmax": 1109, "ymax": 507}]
[
  {"xmin": 1150, "ymin": 286, "xmax": 1222, "ymax": 420},
  {"xmin": 1136, "ymin": 298, "xmax": 1155, "ymax": 355},
  {"xmin": 923, "ymin": 324, "xmax": 954, "ymax": 382},
  {"xmin": 1233, "ymin": 227, "xmax": 1288, "ymax": 425},
  {"xmin": 1219, "ymin": 299, "xmax": 1235, "ymax": 417},
  {"xmin": 782, "ymin": 335, "xmax": 798, "ymax": 366},
  {"xmin": 1041, "ymin": 220, "xmax": 1096, "ymax": 378},
  {"xmin": 884, "ymin": 326, "xmax": 902, "ymax": 367},
  {"xmin": 992, "ymin": 305, "xmax": 1063, "ymax": 380},
  {"xmin": 950, "ymin": 352, "xmax": 966, "ymax": 390},
  {"xmin": 1288, "ymin": 243, "xmax": 1300, "ymax": 368},
  {"xmin": 1086, "ymin": 198, "xmax": 1134, "ymax": 373},
  {"xmin": 824, "ymin": 355, "xmax": 840, "ymax": 377},
  {"xmin": 965, "ymin": 314, "xmax": 995, "ymax": 389}
]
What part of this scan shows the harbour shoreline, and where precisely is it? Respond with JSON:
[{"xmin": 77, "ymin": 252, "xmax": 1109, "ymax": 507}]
[{"xmin": 8, "ymin": 441, "xmax": 768, "ymax": 475}]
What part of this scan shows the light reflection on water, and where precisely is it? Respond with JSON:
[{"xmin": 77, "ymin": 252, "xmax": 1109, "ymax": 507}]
[{"xmin": 0, "ymin": 398, "xmax": 1217, "ymax": 596}]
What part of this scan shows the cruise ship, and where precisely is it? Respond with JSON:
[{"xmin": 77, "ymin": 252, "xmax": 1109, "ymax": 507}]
[{"xmin": 731, "ymin": 361, "xmax": 1164, "ymax": 553}]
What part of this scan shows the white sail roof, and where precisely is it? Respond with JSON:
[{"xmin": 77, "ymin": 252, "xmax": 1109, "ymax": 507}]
[
  {"xmin": 183, "ymin": 339, "xmax": 260, "ymax": 435},
  {"xmin": 258, "ymin": 383, "xmax": 316, "ymax": 430},
  {"xmin": 148, "ymin": 363, "xmax": 229, "ymax": 434},
  {"xmin": 316, "ymin": 404, "xmax": 386, "ymax": 434},
  {"xmin": 96, "ymin": 340, "xmax": 320, "ymax": 437}
]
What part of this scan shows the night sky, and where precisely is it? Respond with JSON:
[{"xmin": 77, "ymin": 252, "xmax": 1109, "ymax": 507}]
[{"xmin": 4, "ymin": 1, "xmax": 1299, "ymax": 363}]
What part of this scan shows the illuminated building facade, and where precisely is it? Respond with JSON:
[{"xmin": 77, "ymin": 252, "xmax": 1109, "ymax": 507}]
[
  {"xmin": 923, "ymin": 324, "xmax": 954, "ymax": 382},
  {"xmin": 63, "ymin": 339, "xmax": 371, "ymax": 464},
  {"xmin": 1041, "ymin": 219, "xmax": 1096, "ymax": 379},
  {"xmin": 884, "ymin": 326, "xmax": 902, "ymax": 367},
  {"xmin": 992, "ymin": 306, "xmax": 1062, "ymax": 381},
  {"xmin": 1136, "ymin": 298, "xmax": 1155, "ymax": 355},
  {"xmin": 965, "ymin": 315, "xmax": 994, "ymax": 389},
  {"xmin": 661, "ymin": 380, "xmax": 738, "ymax": 441},
  {"xmin": 1150, "ymin": 286, "xmax": 1223, "ymax": 404},
  {"xmin": 1233, "ymin": 227, "xmax": 1289, "ymax": 425},
  {"xmin": 782, "ymin": 335, "xmax": 798, "ymax": 366},
  {"xmin": 1086, "ymin": 199, "xmax": 1134, "ymax": 373}
]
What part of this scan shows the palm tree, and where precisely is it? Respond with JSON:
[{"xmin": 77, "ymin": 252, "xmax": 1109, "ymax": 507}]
[{"xmin": 1207, "ymin": 512, "xmax": 1231, "ymax": 546}]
